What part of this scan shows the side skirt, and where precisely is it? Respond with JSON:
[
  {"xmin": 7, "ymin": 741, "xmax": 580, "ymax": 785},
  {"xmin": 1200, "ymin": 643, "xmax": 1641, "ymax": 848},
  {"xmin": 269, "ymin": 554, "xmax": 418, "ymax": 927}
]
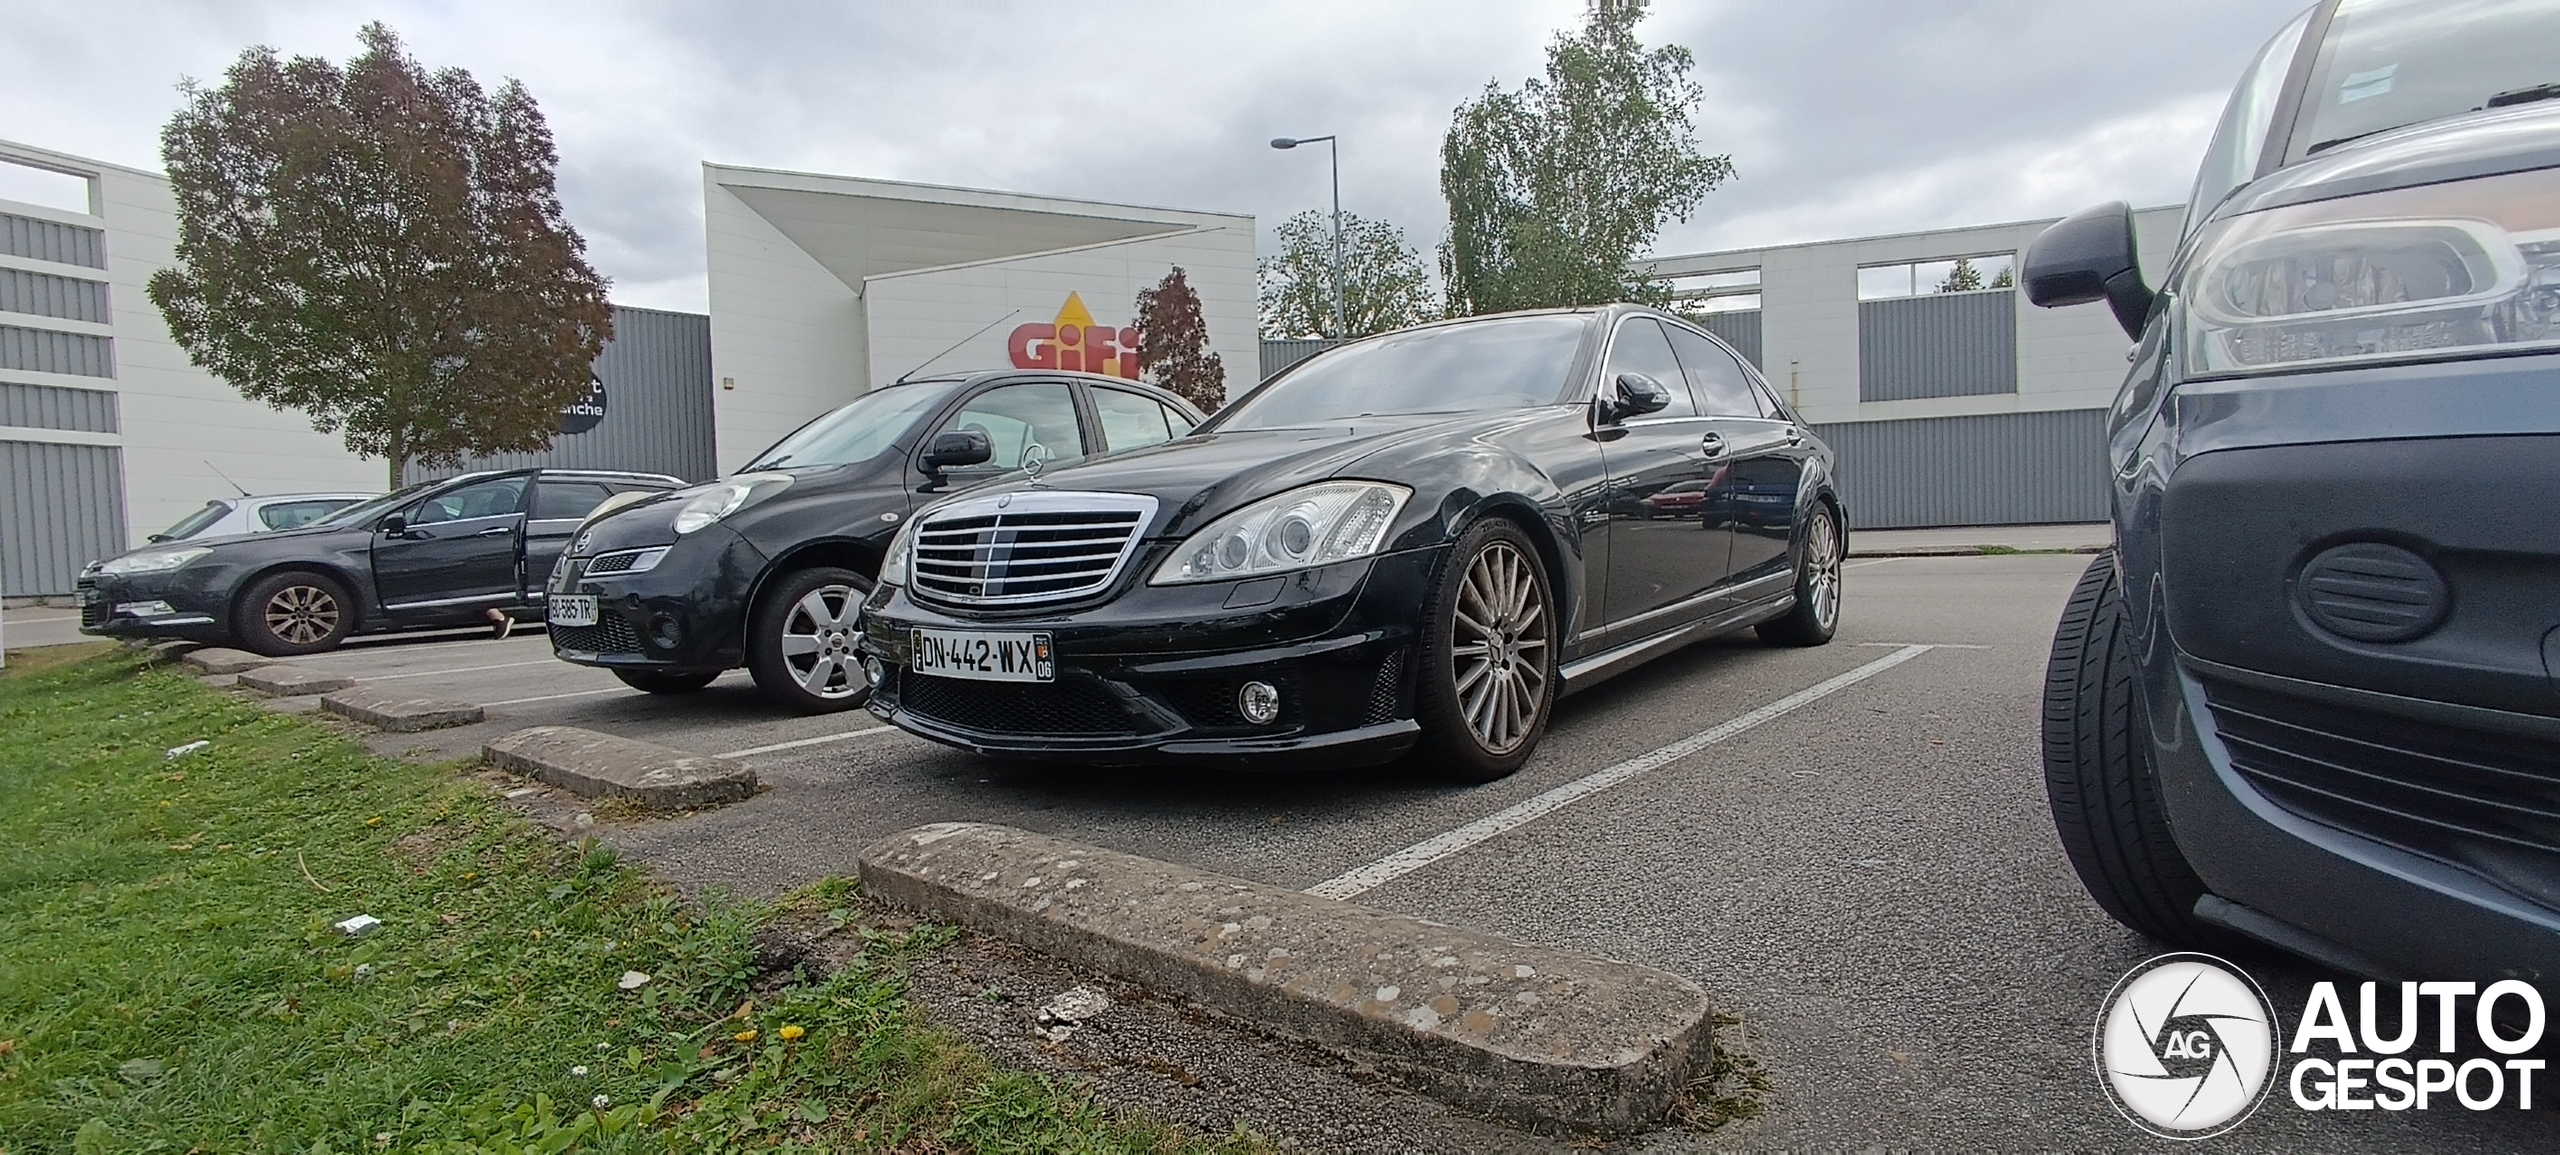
[{"xmin": 1555, "ymin": 592, "xmax": 1795, "ymax": 698}]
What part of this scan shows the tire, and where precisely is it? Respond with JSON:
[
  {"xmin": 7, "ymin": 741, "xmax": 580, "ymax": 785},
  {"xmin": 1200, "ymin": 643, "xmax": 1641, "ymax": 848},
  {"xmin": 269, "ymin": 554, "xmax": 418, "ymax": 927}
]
[
  {"xmin": 1412, "ymin": 519, "xmax": 1556, "ymax": 784},
  {"xmin": 747, "ymin": 566, "xmax": 873, "ymax": 714},
  {"xmin": 614, "ymin": 668, "xmax": 720, "ymax": 694},
  {"xmin": 2043, "ymin": 553, "xmax": 2244, "ymax": 951},
  {"xmin": 1756, "ymin": 502, "xmax": 1842, "ymax": 647},
  {"xmin": 236, "ymin": 569, "xmax": 356, "ymax": 656}
]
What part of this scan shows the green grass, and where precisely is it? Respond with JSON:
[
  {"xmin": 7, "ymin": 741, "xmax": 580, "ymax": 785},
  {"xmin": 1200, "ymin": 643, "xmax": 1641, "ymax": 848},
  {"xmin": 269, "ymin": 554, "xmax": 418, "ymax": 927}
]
[{"xmin": 0, "ymin": 654, "xmax": 1263, "ymax": 1153}]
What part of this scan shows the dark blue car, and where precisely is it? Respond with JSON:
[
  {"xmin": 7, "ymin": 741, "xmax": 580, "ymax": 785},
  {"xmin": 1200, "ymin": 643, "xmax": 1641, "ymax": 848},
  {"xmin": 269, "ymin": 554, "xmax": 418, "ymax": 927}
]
[{"xmin": 2026, "ymin": 0, "xmax": 2560, "ymax": 980}]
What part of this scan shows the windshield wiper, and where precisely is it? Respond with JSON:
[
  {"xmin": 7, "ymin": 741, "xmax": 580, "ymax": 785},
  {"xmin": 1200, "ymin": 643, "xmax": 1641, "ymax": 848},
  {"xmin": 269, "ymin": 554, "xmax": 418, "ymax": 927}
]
[
  {"xmin": 2487, "ymin": 82, "xmax": 2560, "ymax": 110},
  {"xmin": 742, "ymin": 454, "xmax": 793, "ymax": 471},
  {"xmin": 2306, "ymin": 124, "xmax": 2410, "ymax": 155}
]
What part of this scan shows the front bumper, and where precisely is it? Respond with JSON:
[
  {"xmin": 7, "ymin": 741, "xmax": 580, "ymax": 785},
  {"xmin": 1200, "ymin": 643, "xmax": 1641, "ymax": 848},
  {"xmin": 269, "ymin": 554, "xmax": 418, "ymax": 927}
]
[
  {"xmin": 547, "ymin": 528, "xmax": 765, "ymax": 672},
  {"xmin": 862, "ymin": 547, "xmax": 1438, "ymax": 768},
  {"xmin": 75, "ymin": 570, "xmax": 230, "ymax": 643}
]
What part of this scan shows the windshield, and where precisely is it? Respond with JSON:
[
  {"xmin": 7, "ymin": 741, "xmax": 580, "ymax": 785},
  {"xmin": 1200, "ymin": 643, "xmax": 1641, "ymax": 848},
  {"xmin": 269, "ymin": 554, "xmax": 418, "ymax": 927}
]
[
  {"xmin": 1214, "ymin": 315, "xmax": 1589, "ymax": 431},
  {"xmin": 156, "ymin": 501, "xmax": 233, "ymax": 540},
  {"xmin": 307, "ymin": 481, "xmax": 437, "ymax": 529},
  {"xmin": 2290, "ymin": 0, "xmax": 2560, "ymax": 162},
  {"xmin": 743, "ymin": 380, "xmax": 962, "ymax": 470}
]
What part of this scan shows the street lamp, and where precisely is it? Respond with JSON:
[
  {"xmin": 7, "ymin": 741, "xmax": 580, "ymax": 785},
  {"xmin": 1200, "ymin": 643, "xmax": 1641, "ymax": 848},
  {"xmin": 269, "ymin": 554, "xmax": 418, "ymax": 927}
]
[{"xmin": 1270, "ymin": 134, "xmax": 1345, "ymax": 340}]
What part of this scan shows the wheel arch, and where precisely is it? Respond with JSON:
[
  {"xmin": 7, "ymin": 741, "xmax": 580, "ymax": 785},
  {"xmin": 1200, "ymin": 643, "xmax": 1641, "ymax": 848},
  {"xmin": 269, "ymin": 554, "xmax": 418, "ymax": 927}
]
[
  {"xmin": 231, "ymin": 560, "xmax": 375, "ymax": 632},
  {"xmin": 744, "ymin": 537, "xmax": 882, "ymax": 622},
  {"xmin": 1441, "ymin": 491, "xmax": 1577, "ymax": 636}
]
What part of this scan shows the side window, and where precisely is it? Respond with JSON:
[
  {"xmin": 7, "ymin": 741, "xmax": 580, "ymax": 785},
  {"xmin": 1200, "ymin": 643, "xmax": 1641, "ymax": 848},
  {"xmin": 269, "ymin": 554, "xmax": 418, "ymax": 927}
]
[
  {"xmin": 1666, "ymin": 325, "xmax": 1762, "ymax": 418},
  {"xmin": 411, "ymin": 477, "xmax": 527, "ymax": 525},
  {"xmin": 1749, "ymin": 381, "xmax": 1790, "ymax": 422},
  {"xmin": 258, "ymin": 499, "xmax": 353, "ymax": 530},
  {"xmin": 933, "ymin": 382, "xmax": 1085, "ymax": 473},
  {"xmin": 1600, "ymin": 318, "xmax": 1696, "ymax": 417},
  {"xmin": 1167, "ymin": 408, "xmax": 1197, "ymax": 438},
  {"xmin": 1093, "ymin": 387, "xmax": 1180, "ymax": 453},
  {"xmin": 532, "ymin": 481, "xmax": 615, "ymax": 520}
]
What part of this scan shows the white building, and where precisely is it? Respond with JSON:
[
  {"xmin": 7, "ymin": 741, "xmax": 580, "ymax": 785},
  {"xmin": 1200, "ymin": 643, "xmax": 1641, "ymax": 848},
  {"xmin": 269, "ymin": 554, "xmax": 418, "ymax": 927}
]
[
  {"xmin": 1643, "ymin": 207, "xmax": 2184, "ymax": 527},
  {"xmin": 0, "ymin": 139, "xmax": 381, "ymax": 595},
  {"xmin": 702, "ymin": 163, "xmax": 1256, "ymax": 473}
]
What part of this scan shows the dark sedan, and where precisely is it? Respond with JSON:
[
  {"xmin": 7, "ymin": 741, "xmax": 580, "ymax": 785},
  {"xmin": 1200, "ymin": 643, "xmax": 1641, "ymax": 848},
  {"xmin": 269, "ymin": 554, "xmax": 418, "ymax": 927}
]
[
  {"xmin": 545, "ymin": 371, "xmax": 1205, "ymax": 710},
  {"xmin": 79, "ymin": 468, "xmax": 680, "ymax": 655},
  {"xmin": 2028, "ymin": 0, "xmax": 2560, "ymax": 982},
  {"xmin": 860, "ymin": 306, "xmax": 1846, "ymax": 780}
]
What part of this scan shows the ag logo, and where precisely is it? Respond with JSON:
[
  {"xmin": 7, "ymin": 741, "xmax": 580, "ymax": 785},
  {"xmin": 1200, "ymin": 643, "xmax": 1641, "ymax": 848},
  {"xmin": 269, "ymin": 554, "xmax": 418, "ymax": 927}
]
[{"xmin": 2095, "ymin": 953, "xmax": 2278, "ymax": 1140}]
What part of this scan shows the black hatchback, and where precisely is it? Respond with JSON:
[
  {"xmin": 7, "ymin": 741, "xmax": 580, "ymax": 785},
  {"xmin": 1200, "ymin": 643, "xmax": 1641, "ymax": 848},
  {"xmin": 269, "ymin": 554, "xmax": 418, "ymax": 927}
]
[
  {"xmin": 79, "ymin": 468, "xmax": 681, "ymax": 655},
  {"xmin": 547, "ymin": 370, "xmax": 1206, "ymax": 712},
  {"xmin": 2027, "ymin": 0, "xmax": 2560, "ymax": 981}
]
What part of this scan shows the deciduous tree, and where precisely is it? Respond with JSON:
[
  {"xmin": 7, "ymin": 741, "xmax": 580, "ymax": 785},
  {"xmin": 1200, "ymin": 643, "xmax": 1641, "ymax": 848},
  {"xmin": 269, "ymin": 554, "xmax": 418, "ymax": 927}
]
[
  {"xmin": 148, "ymin": 24, "xmax": 611, "ymax": 487},
  {"xmin": 1935, "ymin": 256, "xmax": 1986, "ymax": 293},
  {"xmin": 1439, "ymin": 0, "xmax": 1732, "ymax": 315},
  {"xmin": 1258, "ymin": 209, "xmax": 1438, "ymax": 338},
  {"xmin": 1134, "ymin": 266, "xmax": 1227, "ymax": 412}
]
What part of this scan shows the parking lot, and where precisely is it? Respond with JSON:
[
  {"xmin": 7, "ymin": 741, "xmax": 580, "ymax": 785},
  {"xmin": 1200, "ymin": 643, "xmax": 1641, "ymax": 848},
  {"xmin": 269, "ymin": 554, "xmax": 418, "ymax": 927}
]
[{"xmin": 241, "ymin": 552, "xmax": 2539, "ymax": 1150}]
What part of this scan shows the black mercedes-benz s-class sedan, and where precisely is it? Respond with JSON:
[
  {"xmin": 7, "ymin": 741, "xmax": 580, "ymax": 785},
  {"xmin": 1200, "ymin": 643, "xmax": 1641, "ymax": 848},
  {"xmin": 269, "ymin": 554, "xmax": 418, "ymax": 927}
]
[{"xmin": 860, "ymin": 305, "xmax": 1845, "ymax": 781}]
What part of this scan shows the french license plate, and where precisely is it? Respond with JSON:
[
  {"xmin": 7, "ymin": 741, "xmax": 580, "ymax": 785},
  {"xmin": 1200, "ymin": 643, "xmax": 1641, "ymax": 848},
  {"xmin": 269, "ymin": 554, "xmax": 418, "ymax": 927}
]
[
  {"xmin": 549, "ymin": 595, "xmax": 598, "ymax": 627},
  {"xmin": 911, "ymin": 628, "xmax": 1053, "ymax": 683}
]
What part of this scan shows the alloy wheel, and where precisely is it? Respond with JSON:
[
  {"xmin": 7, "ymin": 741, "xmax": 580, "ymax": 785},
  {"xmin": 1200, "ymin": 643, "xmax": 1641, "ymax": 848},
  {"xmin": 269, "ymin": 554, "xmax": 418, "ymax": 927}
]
[
  {"xmin": 1449, "ymin": 541, "xmax": 1549, "ymax": 755},
  {"xmin": 1805, "ymin": 510, "xmax": 1841, "ymax": 631},
  {"xmin": 264, "ymin": 585, "xmax": 340, "ymax": 646},
  {"xmin": 777, "ymin": 584, "xmax": 864, "ymax": 699}
]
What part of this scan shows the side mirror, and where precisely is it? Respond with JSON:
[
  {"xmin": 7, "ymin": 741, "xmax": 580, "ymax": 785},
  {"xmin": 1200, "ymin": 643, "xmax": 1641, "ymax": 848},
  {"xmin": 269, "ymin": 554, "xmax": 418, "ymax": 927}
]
[
  {"xmin": 921, "ymin": 429, "xmax": 994, "ymax": 475},
  {"xmin": 2024, "ymin": 200, "xmax": 2154, "ymax": 339},
  {"xmin": 380, "ymin": 513, "xmax": 408, "ymax": 538},
  {"xmin": 1598, "ymin": 372, "xmax": 1674, "ymax": 424}
]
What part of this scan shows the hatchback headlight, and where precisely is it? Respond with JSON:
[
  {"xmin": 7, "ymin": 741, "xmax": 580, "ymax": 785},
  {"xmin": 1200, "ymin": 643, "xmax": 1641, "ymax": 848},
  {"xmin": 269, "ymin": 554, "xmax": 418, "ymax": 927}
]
[
  {"xmin": 2178, "ymin": 166, "xmax": 2560, "ymax": 378},
  {"xmin": 671, "ymin": 472, "xmax": 793, "ymax": 534},
  {"xmin": 1151, "ymin": 481, "xmax": 1411, "ymax": 585},
  {"xmin": 97, "ymin": 548, "xmax": 209, "ymax": 576},
  {"xmin": 876, "ymin": 519, "xmax": 919, "ymax": 586}
]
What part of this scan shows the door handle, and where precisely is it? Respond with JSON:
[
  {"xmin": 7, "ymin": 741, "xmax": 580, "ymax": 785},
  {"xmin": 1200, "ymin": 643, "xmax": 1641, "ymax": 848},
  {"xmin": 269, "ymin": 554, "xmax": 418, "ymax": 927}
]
[
  {"xmin": 475, "ymin": 525, "xmax": 515, "ymax": 538},
  {"xmin": 1699, "ymin": 432, "xmax": 1728, "ymax": 458}
]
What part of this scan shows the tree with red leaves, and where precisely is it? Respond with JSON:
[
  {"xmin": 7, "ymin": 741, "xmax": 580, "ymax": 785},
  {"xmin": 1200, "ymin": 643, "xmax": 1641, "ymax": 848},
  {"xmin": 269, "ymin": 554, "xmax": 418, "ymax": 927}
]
[{"xmin": 1133, "ymin": 266, "xmax": 1228, "ymax": 413}]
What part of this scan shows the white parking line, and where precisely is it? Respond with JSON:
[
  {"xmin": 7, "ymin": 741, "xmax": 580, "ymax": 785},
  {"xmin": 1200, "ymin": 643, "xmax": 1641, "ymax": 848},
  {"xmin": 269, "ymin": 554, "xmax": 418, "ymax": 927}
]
[
  {"xmin": 715, "ymin": 726, "xmax": 903, "ymax": 759},
  {"xmin": 1844, "ymin": 557, "xmax": 1901, "ymax": 570},
  {"xmin": 1304, "ymin": 643, "xmax": 1938, "ymax": 901},
  {"xmin": 8, "ymin": 615, "xmax": 76, "ymax": 625},
  {"xmin": 367, "ymin": 659, "xmax": 561, "ymax": 681}
]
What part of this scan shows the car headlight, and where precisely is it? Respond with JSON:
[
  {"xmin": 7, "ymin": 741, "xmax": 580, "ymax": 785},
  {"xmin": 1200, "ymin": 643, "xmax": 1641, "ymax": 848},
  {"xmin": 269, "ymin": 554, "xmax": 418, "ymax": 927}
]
[
  {"xmin": 876, "ymin": 519, "xmax": 919, "ymax": 586},
  {"xmin": 97, "ymin": 548, "xmax": 209, "ymax": 576},
  {"xmin": 2178, "ymin": 166, "xmax": 2560, "ymax": 379},
  {"xmin": 1150, "ymin": 481, "xmax": 1411, "ymax": 585},
  {"xmin": 671, "ymin": 472, "xmax": 793, "ymax": 534}
]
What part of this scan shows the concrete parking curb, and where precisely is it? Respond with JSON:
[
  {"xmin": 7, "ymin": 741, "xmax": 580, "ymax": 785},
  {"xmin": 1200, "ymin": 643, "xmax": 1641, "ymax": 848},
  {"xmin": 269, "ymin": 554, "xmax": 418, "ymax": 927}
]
[
  {"xmin": 859, "ymin": 822, "xmax": 1714, "ymax": 1131},
  {"xmin": 181, "ymin": 647, "xmax": 277, "ymax": 676},
  {"xmin": 236, "ymin": 664, "xmax": 356, "ymax": 696},
  {"xmin": 321, "ymin": 684, "xmax": 486, "ymax": 732},
  {"xmin": 483, "ymin": 726, "xmax": 756, "ymax": 810}
]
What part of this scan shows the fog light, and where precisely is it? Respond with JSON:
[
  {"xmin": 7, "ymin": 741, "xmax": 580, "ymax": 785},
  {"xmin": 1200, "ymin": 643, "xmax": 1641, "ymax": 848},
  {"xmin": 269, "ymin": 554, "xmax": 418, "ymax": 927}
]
[
  {"xmin": 1238, "ymin": 680, "xmax": 1280, "ymax": 725},
  {"xmin": 117, "ymin": 601, "xmax": 174, "ymax": 618},
  {"xmin": 864, "ymin": 656, "xmax": 885, "ymax": 686},
  {"xmin": 648, "ymin": 614, "xmax": 682, "ymax": 649}
]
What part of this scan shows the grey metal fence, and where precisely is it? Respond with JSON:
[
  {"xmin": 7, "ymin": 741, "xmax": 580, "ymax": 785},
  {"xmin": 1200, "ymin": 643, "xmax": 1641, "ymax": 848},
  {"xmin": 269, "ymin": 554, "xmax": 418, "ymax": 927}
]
[
  {"xmin": 1857, "ymin": 290, "xmax": 2016, "ymax": 402},
  {"xmin": 406, "ymin": 306, "xmax": 717, "ymax": 484},
  {"xmin": 1, "ymin": 440, "xmax": 125, "ymax": 595},
  {"xmin": 1260, "ymin": 337, "xmax": 1344, "ymax": 380},
  {"xmin": 1813, "ymin": 408, "xmax": 2107, "ymax": 528},
  {"xmin": 0, "ymin": 381, "xmax": 115, "ymax": 433},
  {"xmin": 1696, "ymin": 310, "xmax": 1762, "ymax": 369}
]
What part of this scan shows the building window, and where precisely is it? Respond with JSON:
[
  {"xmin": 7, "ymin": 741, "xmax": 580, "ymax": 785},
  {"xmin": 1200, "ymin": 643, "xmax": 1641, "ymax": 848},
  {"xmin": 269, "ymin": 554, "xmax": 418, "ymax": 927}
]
[
  {"xmin": 0, "ymin": 159, "xmax": 93, "ymax": 216},
  {"xmin": 1856, "ymin": 253, "xmax": 2015, "ymax": 301},
  {"xmin": 1667, "ymin": 267, "xmax": 1760, "ymax": 313}
]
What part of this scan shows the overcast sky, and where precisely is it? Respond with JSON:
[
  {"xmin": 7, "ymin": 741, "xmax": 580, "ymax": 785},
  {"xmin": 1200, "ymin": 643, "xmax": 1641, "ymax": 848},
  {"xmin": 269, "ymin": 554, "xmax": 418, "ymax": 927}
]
[{"xmin": 4, "ymin": 0, "xmax": 2308, "ymax": 312}]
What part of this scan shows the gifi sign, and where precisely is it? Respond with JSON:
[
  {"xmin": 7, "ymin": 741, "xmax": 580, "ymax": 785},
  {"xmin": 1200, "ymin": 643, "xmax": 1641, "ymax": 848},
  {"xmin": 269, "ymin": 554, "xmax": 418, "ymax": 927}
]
[{"xmin": 1008, "ymin": 293, "xmax": 1140, "ymax": 380}]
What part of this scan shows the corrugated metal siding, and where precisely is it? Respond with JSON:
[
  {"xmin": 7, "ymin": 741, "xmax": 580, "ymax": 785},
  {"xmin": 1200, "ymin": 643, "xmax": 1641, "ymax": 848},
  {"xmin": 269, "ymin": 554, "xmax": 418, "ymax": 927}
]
[
  {"xmin": 407, "ymin": 305, "xmax": 715, "ymax": 484},
  {"xmin": 1260, "ymin": 337, "xmax": 1344, "ymax": 379},
  {"xmin": 0, "ymin": 324, "xmax": 113, "ymax": 377},
  {"xmin": 1857, "ymin": 289, "xmax": 2016, "ymax": 402},
  {"xmin": 1813, "ymin": 408, "xmax": 2107, "ymax": 529},
  {"xmin": 1696, "ymin": 310, "xmax": 1762, "ymax": 369},
  {"xmin": 0, "ymin": 267, "xmax": 110, "ymax": 323},
  {"xmin": 0, "ymin": 381, "xmax": 116, "ymax": 432},
  {"xmin": 1, "ymin": 440, "xmax": 125, "ymax": 595},
  {"xmin": 0, "ymin": 211, "xmax": 106, "ymax": 269}
]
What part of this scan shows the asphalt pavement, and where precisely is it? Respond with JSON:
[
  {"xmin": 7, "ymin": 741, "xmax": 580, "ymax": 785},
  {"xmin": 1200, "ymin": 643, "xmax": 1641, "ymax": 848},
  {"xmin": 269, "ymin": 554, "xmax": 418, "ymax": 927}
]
[{"xmin": 209, "ymin": 554, "xmax": 2544, "ymax": 1150}]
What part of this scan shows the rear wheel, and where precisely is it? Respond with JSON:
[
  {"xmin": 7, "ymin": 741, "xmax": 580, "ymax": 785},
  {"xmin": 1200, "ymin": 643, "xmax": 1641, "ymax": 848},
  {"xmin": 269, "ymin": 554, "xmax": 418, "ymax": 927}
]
[
  {"xmin": 614, "ymin": 668, "xmax": 720, "ymax": 694},
  {"xmin": 2044, "ymin": 553, "xmax": 2244, "ymax": 951},
  {"xmin": 237, "ymin": 570, "xmax": 355, "ymax": 656},
  {"xmin": 747, "ymin": 566, "xmax": 873, "ymax": 714},
  {"xmin": 1413, "ymin": 519, "xmax": 1555, "ymax": 784},
  {"xmin": 1756, "ymin": 503, "xmax": 1841, "ymax": 646}
]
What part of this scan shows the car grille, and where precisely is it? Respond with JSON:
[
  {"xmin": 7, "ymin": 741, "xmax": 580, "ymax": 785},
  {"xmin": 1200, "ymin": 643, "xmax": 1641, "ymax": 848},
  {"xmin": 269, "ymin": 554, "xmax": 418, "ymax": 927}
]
[
  {"xmin": 551, "ymin": 616, "xmax": 641, "ymax": 656},
  {"xmin": 1364, "ymin": 648, "xmax": 1407, "ymax": 726},
  {"xmin": 899, "ymin": 671, "xmax": 1144, "ymax": 736},
  {"xmin": 2202, "ymin": 675, "xmax": 2560, "ymax": 884},
  {"xmin": 909, "ymin": 491, "xmax": 1156, "ymax": 608},
  {"xmin": 76, "ymin": 578, "xmax": 105, "ymax": 628}
]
